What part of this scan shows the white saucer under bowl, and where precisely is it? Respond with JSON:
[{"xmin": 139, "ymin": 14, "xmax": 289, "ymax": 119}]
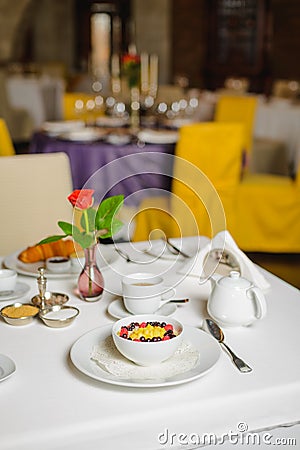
[
  {"xmin": 108, "ymin": 298, "xmax": 177, "ymax": 319},
  {"xmin": 0, "ymin": 354, "xmax": 16, "ymax": 382},
  {"xmin": 0, "ymin": 282, "xmax": 30, "ymax": 302}
]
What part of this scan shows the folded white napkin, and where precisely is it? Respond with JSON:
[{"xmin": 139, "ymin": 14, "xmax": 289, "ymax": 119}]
[{"xmin": 177, "ymin": 231, "xmax": 270, "ymax": 291}]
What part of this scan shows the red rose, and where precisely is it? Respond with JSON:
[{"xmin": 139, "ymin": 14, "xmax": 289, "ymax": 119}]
[
  {"xmin": 67, "ymin": 189, "xmax": 94, "ymax": 210},
  {"xmin": 122, "ymin": 54, "xmax": 140, "ymax": 65}
]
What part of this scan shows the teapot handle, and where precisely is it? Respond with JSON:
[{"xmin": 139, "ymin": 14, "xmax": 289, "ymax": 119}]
[{"xmin": 248, "ymin": 287, "xmax": 267, "ymax": 319}]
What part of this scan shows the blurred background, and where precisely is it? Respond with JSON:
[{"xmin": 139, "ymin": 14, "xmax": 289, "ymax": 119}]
[
  {"xmin": 0, "ymin": 0, "xmax": 299, "ymax": 95},
  {"xmin": 0, "ymin": 0, "xmax": 299, "ymax": 288}
]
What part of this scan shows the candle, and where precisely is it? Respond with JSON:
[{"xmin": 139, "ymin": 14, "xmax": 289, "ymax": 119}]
[
  {"xmin": 111, "ymin": 53, "xmax": 121, "ymax": 94},
  {"xmin": 111, "ymin": 53, "xmax": 120, "ymax": 78},
  {"xmin": 91, "ymin": 13, "xmax": 111, "ymax": 77},
  {"xmin": 140, "ymin": 52, "xmax": 149, "ymax": 94},
  {"xmin": 149, "ymin": 54, "xmax": 158, "ymax": 96}
]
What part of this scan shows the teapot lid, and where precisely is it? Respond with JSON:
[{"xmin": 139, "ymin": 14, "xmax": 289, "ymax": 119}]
[{"xmin": 218, "ymin": 270, "xmax": 251, "ymax": 289}]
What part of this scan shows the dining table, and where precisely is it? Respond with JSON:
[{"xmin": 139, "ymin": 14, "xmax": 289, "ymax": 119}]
[
  {"xmin": 29, "ymin": 131, "xmax": 175, "ymax": 207},
  {"xmin": 0, "ymin": 236, "xmax": 299, "ymax": 450}
]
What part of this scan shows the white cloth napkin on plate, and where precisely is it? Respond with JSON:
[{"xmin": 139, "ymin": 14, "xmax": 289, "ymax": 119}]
[{"xmin": 177, "ymin": 230, "xmax": 271, "ymax": 291}]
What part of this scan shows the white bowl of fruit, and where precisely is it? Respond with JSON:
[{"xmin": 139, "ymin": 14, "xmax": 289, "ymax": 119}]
[{"xmin": 112, "ymin": 315, "xmax": 184, "ymax": 366}]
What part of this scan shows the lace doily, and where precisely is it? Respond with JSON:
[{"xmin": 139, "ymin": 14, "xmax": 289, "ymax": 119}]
[{"xmin": 90, "ymin": 336, "xmax": 199, "ymax": 380}]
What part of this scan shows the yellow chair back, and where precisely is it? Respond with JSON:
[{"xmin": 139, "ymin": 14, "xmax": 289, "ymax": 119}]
[
  {"xmin": 170, "ymin": 122, "xmax": 245, "ymax": 237},
  {"xmin": 0, "ymin": 118, "xmax": 15, "ymax": 156},
  {"xmin": 63, "ymin": 92, "xmax": 104, "ymax": 122},
  {"xmin": 214, "ymin": 95, "xmax": 257, "ymax": 156},
  {"xmin": 132, "ymin": 122, "xmax": 245, "ymax": 241}
]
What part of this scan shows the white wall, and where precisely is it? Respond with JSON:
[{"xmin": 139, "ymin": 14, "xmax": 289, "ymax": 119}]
[
  {"xmin": 0, "ymin": 0, "xmax": 74, "ymax": 72},
  {"xmin": 32, "ymin": 0, "xmax": 74, "ymax": 70},
  {"xmin": 0, "ymin": 0, "xmax": 31, "ymax": 61}
]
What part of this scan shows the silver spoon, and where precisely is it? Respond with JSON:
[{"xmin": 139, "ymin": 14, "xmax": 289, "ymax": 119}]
[{"xmin": 205, "ymin": 319, "xmax": 252, "ymax": 373}]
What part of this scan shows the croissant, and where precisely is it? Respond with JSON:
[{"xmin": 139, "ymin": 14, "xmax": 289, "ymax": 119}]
[{"xmin": 18, "ymin": 239, "xmax": 77, "ymax": 263}]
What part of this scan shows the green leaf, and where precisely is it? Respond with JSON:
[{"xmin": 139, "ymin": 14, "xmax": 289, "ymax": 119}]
[
  {"xmin": 80, "ymin": 208, "xmax": 96, "ymax": 232},
  {"xmin": 58, "ymin": 221, "xmax": 73, "ymax": 235},
  {"xmin": 74, "ymin": 232, "xmax": 94, "ymax": 249},
  {"xmin": 38, "ymin": 235, "xmax": 67, "ymax": 245},
  {"xmin": 95, "ymin": 195, "xmax": 124, "ymax": 231},
  {"xmin": 111, "ymin": 218, "xmax": 124, "ymax": 236},
  {"xmin": 72, "ymin": 226, "xmax": 94, "ymax": 249},
  {"xmin": 98, "ymin": 218, "xmax": 124, "ymax": 239}
]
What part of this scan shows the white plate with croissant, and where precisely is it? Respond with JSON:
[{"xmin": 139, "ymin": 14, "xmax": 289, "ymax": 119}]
[{"xmin": 4, "ymin": 242, "xmax": 118, "ymax": 278}]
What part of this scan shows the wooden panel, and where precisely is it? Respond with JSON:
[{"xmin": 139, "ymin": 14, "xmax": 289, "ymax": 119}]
[
  {"xmin": 172, "ymin": 0, "xmax": 208, "ymax": 87},
  {"xmin": 271, "ymin": 0, "xmax": 300, "ymax": 78}
]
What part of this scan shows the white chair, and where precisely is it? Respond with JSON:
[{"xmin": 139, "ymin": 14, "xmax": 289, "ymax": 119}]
[
  {"xmin": 0, "ymin": 152, "xmax": 73, "ymax": 255},
  {"xmin": 0, "ymin": 69, "xmax": 34, "ymax": 142},
  {"xmin": 6, "ymin": 75, "xmax": 46, "ymax": 129}
]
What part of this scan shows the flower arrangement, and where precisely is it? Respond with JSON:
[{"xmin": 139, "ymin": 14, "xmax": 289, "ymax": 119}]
[
  {"xmin": 122, "ymin": 53, "xmax": 141, "ymax": 88},
  {"xmin": 39, "ymin": 190, "xmax": 124, "ymax": 249}
]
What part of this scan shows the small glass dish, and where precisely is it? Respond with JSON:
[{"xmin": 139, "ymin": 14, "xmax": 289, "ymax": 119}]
[
  {"xmin": 31, "ymin": 291, "xmax": 69, "ymax": 307},
  {"xmin": 45, "ymin": 257, "xmax": 71, "ymax": 273},
  {"xmin": 0, "ymin": 302, "xmax": 39, "ymax": 326},
  {"xmin": 39, "ymin": 305, "xmax": 79, "ymax": 328}
]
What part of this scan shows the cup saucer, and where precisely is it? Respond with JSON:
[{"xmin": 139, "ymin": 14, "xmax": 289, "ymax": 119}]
[
  {"xmin": 107, "ymin": 298, "xmax": 177, "ymax": 320},
  {"xmin": 0, "ymin": 282, "xmax": 30, "ymax": 302}
]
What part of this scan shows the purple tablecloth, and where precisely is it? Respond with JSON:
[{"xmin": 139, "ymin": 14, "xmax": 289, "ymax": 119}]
[{"xmin": 29, "ymin": 132, "xmax": 174, "ymax": 206}]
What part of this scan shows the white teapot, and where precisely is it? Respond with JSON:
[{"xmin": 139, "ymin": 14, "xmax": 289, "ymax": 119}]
[{"xmin": 207, "ymin": 270, "xmax": 267, "ymax": 327}]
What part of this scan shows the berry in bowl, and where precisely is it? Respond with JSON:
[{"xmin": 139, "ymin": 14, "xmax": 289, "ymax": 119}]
[{"xmin": 112, "ymin": 315, "xmax": 184, "ymax": 366}]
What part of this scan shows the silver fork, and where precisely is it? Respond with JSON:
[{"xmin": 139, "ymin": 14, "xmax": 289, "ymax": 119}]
[
  {"xmin": 163, "ymin": 238, "xmax": 191, "ymax": 258},
  {"xmin": 115, "ymin": 247, "xmax": 152, "ymax": 264}
]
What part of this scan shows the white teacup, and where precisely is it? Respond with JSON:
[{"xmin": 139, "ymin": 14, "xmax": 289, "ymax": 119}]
[
  {"xmin": 0, "ymin": 269, "xmax": 17, "ymax": 294},
  {"xmin": 122, "ymin": 272, "xmax": 175, "ymax": 314}
]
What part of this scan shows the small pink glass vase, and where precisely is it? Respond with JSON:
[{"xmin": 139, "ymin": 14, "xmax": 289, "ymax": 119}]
[{"xmin": 77, "ymin": 243, "xmax": 104, "ymax": 302}]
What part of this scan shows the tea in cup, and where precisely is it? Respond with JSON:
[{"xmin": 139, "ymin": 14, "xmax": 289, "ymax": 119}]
[
  {"xmin": 0, "ymin": 269, "xmax": 17, "ymax": 294},
  {"xmin": 122, "ymin": 272, "xmax": 175, "ymax": 314}
]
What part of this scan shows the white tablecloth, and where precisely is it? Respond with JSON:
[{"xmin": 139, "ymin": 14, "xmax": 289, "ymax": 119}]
[
  {"xmin": 6, "ymin": 75, "xmax": 64, "ymax": 130},
  {"xmin": 0, "ymin": 237, "xmax": 299, "ymax": 450}
]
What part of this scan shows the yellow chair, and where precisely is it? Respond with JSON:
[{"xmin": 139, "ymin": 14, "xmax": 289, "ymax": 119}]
[
  {"xmin": 0, "ymin": 118, "xmax": 15, "ymax": 156},
  {"xmin": 63, "ymin": 92, "xmax": 104, "ymax": 122},
  {"xmin": 214, "ymin": 95, "xmax": 258, "ymax": 159},
  {"xmin": 0, "ymin": 152, "xmax": 73, "ymax": 255},
  {"xmin": 133, "ymin": 122, "xmax": 245, "ymax": 242},
  {"xmin": 233, "ymin": 168, "xmax": 300, "ymax": 253}
]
